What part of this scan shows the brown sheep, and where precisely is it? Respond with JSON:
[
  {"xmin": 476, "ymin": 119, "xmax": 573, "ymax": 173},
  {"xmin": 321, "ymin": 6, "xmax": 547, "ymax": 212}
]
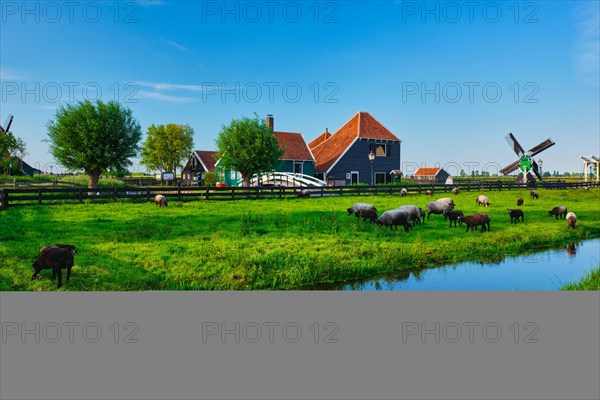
[
  {"xmin": 530, "ymin": 189, "xmax": 539, "ymax": 199},
  {"xmin": 566, "ymin": 212, "xmax": 577, "ymax": 228},
  {"xmin": 443, "ymin": 210, "xmax": 464, "ymax": 228},
  {"xmin": 517, "ymin": 198, "xmax": 524, "ymax": 206},
  {"xmin": 425, "ymin": 190, "xmax": 433, "ymax": 196},
  {"xmin": 32, "ymin": 245, "xmax": 76, "ymax": 288},
  {"xmin": 458, "ymin": 213, "xmax": 491, "ymax": 232},
  {"xmin": 451, "ymin": 187, "xmax": 459, "ymax": 195},
  {"xmin": 154, "ymin": 194, "xmax": 168, "ymax": 207}
]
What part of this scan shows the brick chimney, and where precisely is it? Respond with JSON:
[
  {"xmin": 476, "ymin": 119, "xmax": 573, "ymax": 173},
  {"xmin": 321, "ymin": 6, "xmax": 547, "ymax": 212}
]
[{"xmin": 266, "ymin": 114, "xmax": 274, "ymax": 131}]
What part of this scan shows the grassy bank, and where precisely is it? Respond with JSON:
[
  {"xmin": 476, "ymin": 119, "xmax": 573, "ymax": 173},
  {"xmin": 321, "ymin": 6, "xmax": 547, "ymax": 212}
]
[
  {"xmin": 562, "ymin": 268, "xmax": 600, "ymax": 290},
  {"xmin": 1, "ymin": 188, "xmax": 598, "ymax": 290}
]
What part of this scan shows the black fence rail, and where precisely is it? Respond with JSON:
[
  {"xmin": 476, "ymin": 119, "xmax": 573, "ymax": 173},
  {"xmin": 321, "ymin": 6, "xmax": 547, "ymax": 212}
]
[{"xmin": 0, "ymin": 181, "xmax": 597, "ymax": 210}]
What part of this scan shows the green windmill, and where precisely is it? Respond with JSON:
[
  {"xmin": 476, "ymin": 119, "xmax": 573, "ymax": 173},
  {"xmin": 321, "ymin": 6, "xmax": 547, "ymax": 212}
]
[{"xmin": 500, "ymin": 133, "xmax": 555, "ymax": 183}]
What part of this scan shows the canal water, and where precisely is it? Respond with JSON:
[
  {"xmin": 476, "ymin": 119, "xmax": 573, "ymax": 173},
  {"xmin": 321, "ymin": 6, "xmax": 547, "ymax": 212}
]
[{"xmin": 320, "ymin": 238, "xmax": 600, "ymax": 290}]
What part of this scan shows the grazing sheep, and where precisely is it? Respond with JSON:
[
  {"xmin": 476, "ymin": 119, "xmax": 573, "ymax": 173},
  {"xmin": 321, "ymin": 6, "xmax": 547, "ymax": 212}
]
[
  {"xmin": 298, "ymin": 189, "xmax": 311, "ymax": 198},
  {"xmin": 451, "ymin": 187, "xmax": 460, "ymax": 195},
  {"xmin": 397, "ymin": 205, "xmax": 421, "ymax": 226},
  {"xmin": 436, "ymin": 197, "xmax": 455, "ymax": 210},
  {"xmin": 566, "ymin": 212, "xmax": 577, "ymax": 228},
  {"xmin": 347, "ymin": 203, "xmax": 378, "ymax": 222},
  {"xmin": 530, "ymin": 189, "xmax": 539, "ymax": 199},
  {"xmin": 154, "ymin": 194, "xmax": 168, "ymax": 207},
  {"xmin": 548, "ymin": 206, "xmax": 567, "ymax": 220},
  {"xmin": 458, "ymin": 213, "xmax": 491, "ymax": 233},
  {"xmin": 517, "ymin": 198, "xmax": 524, "ymax": 206},
  {"xmin": 32, "ymin": 245, "xmax": 76, "ymax": 288},
  {"xmin": 418, "ymin": 208, "xmax": 426, "ymax": 224},
  {"xmin": 357, "ymin": 208, "xmax": 379, "ymax": 223},
  {"xmin": 584, "ymin": 186, "xmax": 590, "ymax": 191},
  {"xmin": 425, "ymin": 190, "xmax": 433, "ymax": 196},
  {"xmin": 375, "ymin": 210, "xmax": 412, "ymax": 232},
  {"xmin": 426, "ymin": 201, "xmax": 452, "ymax": 221},
  {"xmin": 400, "ymin": 188, "xmax": 408, "ymax": 197},
  {"xmin": 443, "ymin": 210, "xmax": 464, "ymax": 228},
  {"xmin": 476, "ymin": 195, "xmax": 489, "ymax": 207},
  {"xmin": 507, "ymin": 209, "xmax": 524, "ymax": 224}
]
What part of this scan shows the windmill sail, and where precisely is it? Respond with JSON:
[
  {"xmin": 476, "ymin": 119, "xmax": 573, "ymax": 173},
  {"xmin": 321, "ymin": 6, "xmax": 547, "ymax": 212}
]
[
  {"xmin": 500, "ymin": 159, "xmax": 521, "ymax": 176},
  {"xmin": 1, "ymin": 114, "xmax": 13, "ymax": 133},
  {"xmin": 530, "ymin": 159, "xmax": 543, "ymax": 181},
  {"xmin": 505, "ymin": 133, "xmax": 526, "ymax": 157},
  {"xmin": 528, "ymin": 138, "xmax": 555, "ymax": 157}
]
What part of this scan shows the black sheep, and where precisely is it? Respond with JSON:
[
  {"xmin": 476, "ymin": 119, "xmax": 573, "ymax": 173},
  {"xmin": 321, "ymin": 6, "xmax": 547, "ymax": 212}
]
[
  {"xmin": 443, "ymin": 210, "xmax": 464, "ymax": 228},
  {"xmin": 32, "ymin": 245, "xmax": 76, "ymax": 288},
  {"xmin": 517, "ymin": 198, "xmax": 524, "ymax": 206},
  {"xmin": 507, "ymin": 209, "xmax": 524, "ymax": 224},
  {"xmin": 548, "ymin": 206, "xmax": 567, "ymax": 220}
]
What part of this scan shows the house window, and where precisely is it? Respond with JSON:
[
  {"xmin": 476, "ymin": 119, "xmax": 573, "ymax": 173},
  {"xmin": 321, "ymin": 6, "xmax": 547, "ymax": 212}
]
[
  {"xmin": 294, "ymin": 161, "xmax": 303, "ymax": 175},
  {"xmin": 369, "ymin": 143, "xmax": 387, "ymax": 157},
  {"xmin": 350, "ymin": 171, "xmax": 359, "ymax": 185}
]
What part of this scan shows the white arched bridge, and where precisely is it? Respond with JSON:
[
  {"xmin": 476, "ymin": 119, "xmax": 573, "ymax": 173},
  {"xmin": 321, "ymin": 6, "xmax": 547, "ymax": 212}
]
[{"xmin": 236, "ymin": 172, "xmax": 326, "ymax": 187}]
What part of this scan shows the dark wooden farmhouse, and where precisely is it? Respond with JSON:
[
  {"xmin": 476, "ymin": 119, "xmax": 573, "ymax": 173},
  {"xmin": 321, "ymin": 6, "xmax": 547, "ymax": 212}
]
[
  {"xmin": 308, "ymin": 112, "xmax": 401, "ymax": 185},
  {"xmin": 181, "ymin": 150, "xmax": 218, "ymax": 185},
  {"xmin": 413, "ymin": 167, "xmax": 450, "ymax": 183}
]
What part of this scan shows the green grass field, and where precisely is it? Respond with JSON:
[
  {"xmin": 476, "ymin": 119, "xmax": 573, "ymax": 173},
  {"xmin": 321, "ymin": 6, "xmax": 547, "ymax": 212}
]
[{"xmin": 1, "ymin": 188, "xmax": 598, "ymax": 291}]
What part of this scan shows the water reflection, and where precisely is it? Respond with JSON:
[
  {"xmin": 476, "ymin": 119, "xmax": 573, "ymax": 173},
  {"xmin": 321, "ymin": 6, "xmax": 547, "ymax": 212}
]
[{"xmin": 314, "ymin": 238, "xmax": 599, "ymax": 291}]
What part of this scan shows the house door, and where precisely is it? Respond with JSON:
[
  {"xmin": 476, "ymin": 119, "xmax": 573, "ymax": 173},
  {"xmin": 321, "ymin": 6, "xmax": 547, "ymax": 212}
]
[
  {"xmin": 294, "ymin": 162, "xmax": 303, "ymax": 175},
  {"xmin": 375, "ymin": 172, "xmax": 386, "ymax": 184},
  {"xmin": 350, "ymin": 171, "xmax": 359, "ymax": 185}
]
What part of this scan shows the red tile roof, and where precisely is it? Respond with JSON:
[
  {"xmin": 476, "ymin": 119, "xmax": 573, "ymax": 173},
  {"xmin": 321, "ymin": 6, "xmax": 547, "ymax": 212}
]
[
  {"xmin": 414, "ymin": 167, "xmax": 441, "ymax": 176},
  {"xmin": 274, "ymin": 131, "xmax": 314, "ymax": 161},
  {"xmin": 194, "ymin": 150, "xmax": 218, "ymax": 172},
  {"xmin": 308, "ymin": 130, "xmax": 332, "ymax": 149},
  {"xmin": 310, "ymin": 112, "xmax": 400, "ymax": 173}
]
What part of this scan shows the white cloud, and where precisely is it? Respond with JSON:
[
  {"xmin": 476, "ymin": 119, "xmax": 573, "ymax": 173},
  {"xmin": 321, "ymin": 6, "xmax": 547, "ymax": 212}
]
[
  {"xmin": 0, "ymin": 68, "xmax": 23, "ymax": 80},
  {"xmin": 137, "ymin": 81, "xmax": 207, "ymax": 92},
  {"xmin": 136, "ymin": 90, "xmax": 195, "ymax": 103},
  {"xmin": 572, "ymin": 2, "xmax": 600, "ymax": 87},
  {"xmin": 135, "ymin": 0, "xmax": 166, "ymax": 7}
]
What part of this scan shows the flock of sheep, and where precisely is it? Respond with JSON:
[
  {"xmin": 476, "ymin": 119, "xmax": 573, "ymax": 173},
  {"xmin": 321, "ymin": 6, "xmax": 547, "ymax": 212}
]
[
  {"xmin": 30, "ymin": 190, "xmax": 579, "ymax": 289},
  {"xmin": 346, "ymin": 188, "xmax": 578, "ymax": 234}
]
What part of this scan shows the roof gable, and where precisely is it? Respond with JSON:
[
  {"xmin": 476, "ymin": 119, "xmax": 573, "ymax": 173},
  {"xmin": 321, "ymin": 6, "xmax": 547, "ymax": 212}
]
[
  {"xmin": 274, "ymin": 131, "xmax": 314, "ymax": 161},
  {"xmin": 311, "ymin": 112, "xmax": 400, "ymax": 173},
  {"xmin": 308, "ymin": 130, "xmax": 332, "ymax": 150},
  {"xmin": 194, "ymin": 150, "xmax": 218, "ymax": 172}
]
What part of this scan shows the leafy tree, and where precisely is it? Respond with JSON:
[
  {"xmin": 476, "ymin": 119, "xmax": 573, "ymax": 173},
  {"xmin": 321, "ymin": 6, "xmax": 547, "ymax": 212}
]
[
  {"xmin": 543, "ymin": 171, "xmax": 551, "ymax": 177},
  {"xmin": 0, "ymin": 130, "xmax": 26, "ymax": 159},
  {"xmin": 46, "ymin": 100, "xmax": 142, "ymax": 188},
  {"xmin": 563, "ymin": 172, "xmax": 571, "ymax": 177},
  {"xmin": 203, "ymin": 172, "xmax": 216, "ymax": 187},
  {"xmin": 140, "ymin": 123, "xmax": 194, "ymax": 177},
  {"xmin": 216, "ymin": 115, "xmax": 284, "ymax": 186}
]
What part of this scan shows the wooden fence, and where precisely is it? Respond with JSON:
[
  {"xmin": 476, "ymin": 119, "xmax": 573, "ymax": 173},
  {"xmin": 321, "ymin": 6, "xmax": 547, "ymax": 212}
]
[{"xmin": 0, "ymin": 180, "xmax": 597, "ymax": 210}]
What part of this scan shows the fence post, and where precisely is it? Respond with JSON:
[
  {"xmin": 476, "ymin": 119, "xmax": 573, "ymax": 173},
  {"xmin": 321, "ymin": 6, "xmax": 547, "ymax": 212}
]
[
  {"xmin": 0, "ymin": 189, "xmax": 7, "ymax": 210},
  {"xmin": 113, "ymin": 187, "xmax": 118, "ymax": 202},
  {"xmin": 146, "ymin": 188, "xmax": 150, "ymax": 202},
  {"xmin": 38, "ymin": 189, "xmax": 43, "ymax": 205},
  {"xmin": 321, "ymin": 187, "xmax": 324, "ymax": 197},
  {"xmin": 79, "ymin": 188, "xmax": 83, "ymax": 203},
  {"xmin": 205, "ymin": 187, "xmax": 209, "ymax": 200}
]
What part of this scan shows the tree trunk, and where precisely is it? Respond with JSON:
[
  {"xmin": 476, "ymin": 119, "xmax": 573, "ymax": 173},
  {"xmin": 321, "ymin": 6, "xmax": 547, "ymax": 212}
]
[
  {"xmin": 87, "ymin": 170, "xmax": 101, "ymax": 189},
  {"xmin": 242, "ymin": 173, "xmax": 251, "ymax": 187}
]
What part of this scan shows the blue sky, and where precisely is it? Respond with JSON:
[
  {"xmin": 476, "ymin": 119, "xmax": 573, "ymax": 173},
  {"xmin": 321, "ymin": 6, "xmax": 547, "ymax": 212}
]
[{"xmin": 1, "ymin": 0, "xmax": 598, "ymax": 175}]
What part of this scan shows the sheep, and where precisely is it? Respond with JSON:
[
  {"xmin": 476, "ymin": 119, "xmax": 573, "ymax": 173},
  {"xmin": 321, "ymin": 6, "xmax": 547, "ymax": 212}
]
[
  {"xmin": 476, "ymin": 195, "xmax": 489, "ymax": 207},
  {"xmin": 517, "ymin": 198, "xmax": 524, "ymax": 206},
  {"xmin": 436, "ymin": 197, "xmax": 455, "ymax": 210},
  {"xmin": 507, "ymin": 209, "xmax": 524, "ymax": 224},
  {"xmin": 32, "ymin": 245, "xmax": 76, "ymax": 288},
  {"xmin": 154, "ymin": 194, "xmax": 168, "ymax": 207},
  {"xmin": 400, "ymin": 188, "xmax": 408, "ymax": 197},
  {"xmin": 443, "ymin": 210, "xmax": 464, "ymax": 228},
  {"xmin": 566, "ymin": 212, "xmax": 577, "ymax": 228},
  {"xmin": 298, "ymin": 189, "xmax": 311, "ymax": 198},
  {"xmin": 357, "ymin": 207, "xmax": 379, "ymax": 223},
  {"xmin": 458, "ymin": 213, "xmax": 491, "ymax": 233},
  {"xmin": 397, "ymin": 205, "xmax": 421, "ymax": 226},
  {"xmin": 425, "ymin": 190, "xmax": 433, "ymax": 196},
  {"xmin": 347, "ymin": 203, "xmax": 378, "ymax": 222},
  {"xmin": 530, "ymin": 189, "xmax": 539, "ymax": 199},
  {"xmin": 418, "ymin": 208, "xmax": 426, "ymax": 224},
  {"xmin": 548, "ymin": 206, "xmax": 567, "ymax": 220},
  {"xmin": 426, "ymin": 201, "xmax": 452, "ymax": 221},
  {"xmin": 451, "ymin": 187, "xmax": 459, "ymax": 195},
  {"xmin": 375, "ymin": 210, "xmax": 412, "ymax": 232}
]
